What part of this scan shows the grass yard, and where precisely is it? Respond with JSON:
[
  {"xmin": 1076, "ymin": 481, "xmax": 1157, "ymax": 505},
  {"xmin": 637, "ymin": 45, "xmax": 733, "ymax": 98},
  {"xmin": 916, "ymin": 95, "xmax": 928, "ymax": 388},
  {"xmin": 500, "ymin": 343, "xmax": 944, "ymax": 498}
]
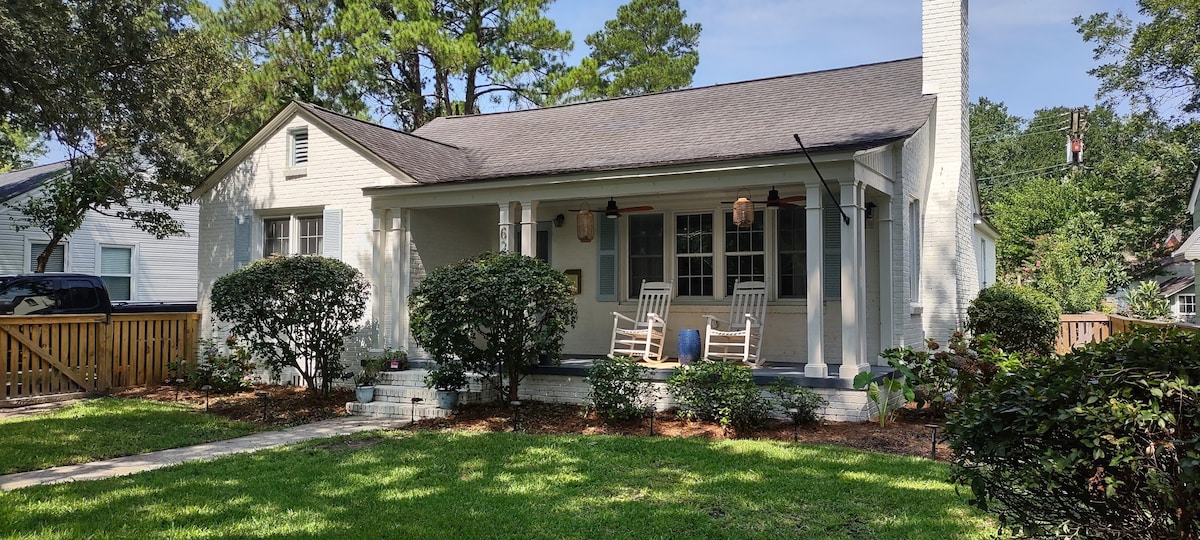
[
  {"xmin": 0, "ymin": 398, "xmax": 263, "ymax": 474},
  {"xmin": 0, "ymin": 431, "xmax": 994, "ymax": 539}
]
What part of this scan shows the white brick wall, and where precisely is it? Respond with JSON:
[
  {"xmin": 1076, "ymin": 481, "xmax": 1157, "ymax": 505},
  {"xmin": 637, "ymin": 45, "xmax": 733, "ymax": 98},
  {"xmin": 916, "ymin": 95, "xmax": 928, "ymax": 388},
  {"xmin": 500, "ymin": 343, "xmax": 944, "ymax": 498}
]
[
  {"xmin": 920, "ymin": 0, "xmax": 979, "ymax": 343},
  {"xmin": 198, "ymin": 113, "xmax": 398, "ymax": 365}
]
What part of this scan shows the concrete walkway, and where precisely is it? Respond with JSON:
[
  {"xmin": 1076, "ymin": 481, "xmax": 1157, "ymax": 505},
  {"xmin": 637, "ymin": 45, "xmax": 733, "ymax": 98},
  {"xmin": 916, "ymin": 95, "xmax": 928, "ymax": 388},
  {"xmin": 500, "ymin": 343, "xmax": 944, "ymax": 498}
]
[{"xmin": 0, "ymin": 416, "xmax": 402, "ymax": 491}]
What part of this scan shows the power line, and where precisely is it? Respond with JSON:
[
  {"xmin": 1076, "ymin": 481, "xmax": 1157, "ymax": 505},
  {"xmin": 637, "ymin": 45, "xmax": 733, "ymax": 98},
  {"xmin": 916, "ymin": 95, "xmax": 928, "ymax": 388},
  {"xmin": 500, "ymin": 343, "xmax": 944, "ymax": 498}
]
[
  {"xmin": 971, "ymin": 125, "xmax": 1068, "ymax": 144},
  {"xmin": 976, "ymin": 163, "xmax": 1071, "ymax": 183}
]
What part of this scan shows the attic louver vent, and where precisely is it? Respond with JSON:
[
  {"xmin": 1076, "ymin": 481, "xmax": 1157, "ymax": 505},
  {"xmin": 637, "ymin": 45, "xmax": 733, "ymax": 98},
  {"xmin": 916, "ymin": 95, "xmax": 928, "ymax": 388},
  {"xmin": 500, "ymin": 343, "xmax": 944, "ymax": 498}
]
[{"xmin": 290, "ymin": 128, "xmax": 309, "ymax": 166}]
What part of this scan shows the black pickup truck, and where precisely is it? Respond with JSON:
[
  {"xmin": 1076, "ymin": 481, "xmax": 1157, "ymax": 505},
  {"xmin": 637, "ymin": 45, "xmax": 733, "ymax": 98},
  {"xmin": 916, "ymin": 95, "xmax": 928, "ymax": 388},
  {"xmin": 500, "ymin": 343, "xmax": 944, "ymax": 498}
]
[{"xmin": 0, "ymin": 273, "xmax": 195, "ymax": 315}]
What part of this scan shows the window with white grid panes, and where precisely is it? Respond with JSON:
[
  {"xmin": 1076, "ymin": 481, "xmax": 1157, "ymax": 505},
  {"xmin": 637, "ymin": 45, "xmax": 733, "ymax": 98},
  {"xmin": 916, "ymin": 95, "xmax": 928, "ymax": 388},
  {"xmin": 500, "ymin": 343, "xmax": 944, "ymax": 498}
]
[
  {"xmin": 297, "ymin": 216, "xmax": 323, "ymax": 255},
  {"xmin": 675, "ymin": 213, "xmax": 713, "ymax": 297},
  {"xmin": 100, "ymin": 246, "xmax": 133, "ymax": 301},
  {"xmin": 263, "ymin": 217, "xmax": 290, "ymax": 256},
  {"xmin": 724, "ymin": 209, "xmax": 764, "ymax": 294},
  {"xmin": 777, "ymin": 206, "xmax": 807, "ymax": 298},
  {"xmin": 1179, "ymin": 294, "xmax": 1196, "ymax": 320}
]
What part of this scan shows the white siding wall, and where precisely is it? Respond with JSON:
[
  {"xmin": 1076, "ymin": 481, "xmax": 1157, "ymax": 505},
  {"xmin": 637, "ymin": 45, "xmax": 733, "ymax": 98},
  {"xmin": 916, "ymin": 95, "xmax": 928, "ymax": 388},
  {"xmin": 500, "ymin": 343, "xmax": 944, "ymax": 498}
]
[
  {"xmin": 198, "ymin": 114, "xmax": 397, "ymax": 360},
  {"xmin": 1, "ymin": 191, "xmax": 198, "ymax": 302}
]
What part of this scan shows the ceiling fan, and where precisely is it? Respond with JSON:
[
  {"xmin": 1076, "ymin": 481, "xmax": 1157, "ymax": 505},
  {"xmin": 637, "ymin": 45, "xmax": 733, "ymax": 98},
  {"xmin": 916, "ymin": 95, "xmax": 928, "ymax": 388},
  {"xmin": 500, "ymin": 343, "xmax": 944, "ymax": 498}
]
[
  {"xmin": 721, "ymin": 187, "xmax": 806, "ymax": 207},
  {"xmin": 600, "ymin": 198, "xmax": 654, "ymax": 219}
]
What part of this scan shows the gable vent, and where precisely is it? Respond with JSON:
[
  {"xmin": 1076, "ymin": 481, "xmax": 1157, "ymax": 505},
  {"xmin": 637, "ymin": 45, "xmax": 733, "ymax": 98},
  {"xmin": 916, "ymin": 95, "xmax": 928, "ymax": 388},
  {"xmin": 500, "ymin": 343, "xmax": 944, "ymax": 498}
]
[{"xmin": 290, "ymin": 128, "xmax": 309, "ymax": 166}]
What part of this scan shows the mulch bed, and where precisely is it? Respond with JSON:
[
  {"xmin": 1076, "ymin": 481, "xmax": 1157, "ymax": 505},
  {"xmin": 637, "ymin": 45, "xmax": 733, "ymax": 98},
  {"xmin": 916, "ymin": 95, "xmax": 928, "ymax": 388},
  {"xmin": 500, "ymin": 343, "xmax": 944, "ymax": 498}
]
[{"xmin": 120, "ymin": 385, "xmax": 950, "ymax": 460}]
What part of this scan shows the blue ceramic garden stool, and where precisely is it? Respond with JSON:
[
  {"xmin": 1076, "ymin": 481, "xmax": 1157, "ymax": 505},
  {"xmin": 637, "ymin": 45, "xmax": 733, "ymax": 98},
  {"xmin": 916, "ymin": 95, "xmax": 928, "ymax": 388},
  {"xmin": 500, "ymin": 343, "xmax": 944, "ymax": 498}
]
[{"xmin": 677, "ymin": 329, "xmax": 701, "ymax": 365}]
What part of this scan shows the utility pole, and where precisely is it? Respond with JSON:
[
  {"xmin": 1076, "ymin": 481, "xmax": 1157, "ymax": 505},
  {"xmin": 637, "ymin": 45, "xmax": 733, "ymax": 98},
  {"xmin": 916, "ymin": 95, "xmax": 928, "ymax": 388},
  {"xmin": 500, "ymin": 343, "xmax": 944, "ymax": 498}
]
[{"xmin": 1067, "ymin": 108, "xmax": 1085, "ymax": 167}]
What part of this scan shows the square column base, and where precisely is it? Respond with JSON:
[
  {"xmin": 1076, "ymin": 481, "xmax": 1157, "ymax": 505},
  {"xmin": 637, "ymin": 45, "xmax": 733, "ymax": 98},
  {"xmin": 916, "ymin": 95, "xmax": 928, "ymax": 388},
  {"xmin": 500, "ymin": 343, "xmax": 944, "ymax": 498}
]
[
  {"xmin": 804, "ymin": 363, "xmax": 829, "ymax": 378},
  {"xmin": 838, "ymin": 362, "xmax": 872, "ymax": 380}
]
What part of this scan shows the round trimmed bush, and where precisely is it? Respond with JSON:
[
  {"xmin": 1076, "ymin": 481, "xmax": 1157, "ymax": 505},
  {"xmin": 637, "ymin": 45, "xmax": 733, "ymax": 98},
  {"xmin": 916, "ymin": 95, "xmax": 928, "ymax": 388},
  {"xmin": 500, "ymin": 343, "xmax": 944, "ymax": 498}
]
[{"xmin": 967, "ymin": 284, "xmax": 1061, "ymax": 355}]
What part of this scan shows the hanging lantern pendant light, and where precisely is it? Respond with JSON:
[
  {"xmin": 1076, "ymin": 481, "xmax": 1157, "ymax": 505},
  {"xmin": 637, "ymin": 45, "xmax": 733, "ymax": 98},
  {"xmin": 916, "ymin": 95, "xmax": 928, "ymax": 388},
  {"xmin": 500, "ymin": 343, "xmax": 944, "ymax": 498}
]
[
  {"xmin": 732, "ymin": 188, "xmax": 755, "ymax": 229},
  {"xmin": 577, "ymin": 203, "xmax": 596, "ymax": 242}
]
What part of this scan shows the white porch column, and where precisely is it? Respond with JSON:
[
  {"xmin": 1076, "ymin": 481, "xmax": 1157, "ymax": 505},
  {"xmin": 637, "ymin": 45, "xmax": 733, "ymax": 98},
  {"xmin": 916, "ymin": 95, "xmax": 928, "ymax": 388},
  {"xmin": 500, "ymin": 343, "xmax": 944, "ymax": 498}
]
[
  {"xmin": 388, "ymin": 210, "xmax": 410, "ymax": 350},
  {"xmin": 371, "ymin": 209, "xmax": 388, "ymax": 347},
  {"xmin": 840, "ymin": 180, "xmax": 870, "ymax": 379},
  {"xmin": 498, "ymin": 202, "xmax": 515, "ymax": 252},
  {"xmin": 856, "ymin": 183, "xmax": 869, "ymax": 368},
  {"xmin": 877, "ymin": 199, "xmax": 896, "ymax": 354},
  {"xmin": 519, "ymin": 200, "xmax": 538, "ymax": 257},
  {"xmin": 804, "ymin": 185, "xmax": 827, "ymax": 378}
]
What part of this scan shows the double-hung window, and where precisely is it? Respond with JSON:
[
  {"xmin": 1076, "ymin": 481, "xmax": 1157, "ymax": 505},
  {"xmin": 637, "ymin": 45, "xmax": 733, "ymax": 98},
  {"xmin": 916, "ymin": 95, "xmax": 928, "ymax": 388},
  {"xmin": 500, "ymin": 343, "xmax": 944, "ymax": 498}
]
[
  {"xmin": 675, "ymin": 213, "xmax": 714, "ymax": 297},
  {"xmin": 263, "ymin": 215, "xmax": 323, "ymax": 257},
  {"xmin": 724, "ymin": 210, "xmax": 764, "ymax": 294},
  {"xmin": 29, "ymin": 242, "xmax": 66, "ymax": 272},
  {"xmin": 1179, "ymin": 294, "xmax": 1196, "ymax": 322},
  {"xmin": 99, "ymin": 246, "xmax": 134, "ymax": 301}
]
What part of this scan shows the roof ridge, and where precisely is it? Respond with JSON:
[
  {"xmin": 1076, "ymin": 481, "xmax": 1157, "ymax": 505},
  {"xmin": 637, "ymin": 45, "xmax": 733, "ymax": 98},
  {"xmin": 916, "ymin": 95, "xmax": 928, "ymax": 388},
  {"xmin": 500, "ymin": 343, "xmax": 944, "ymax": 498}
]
[
  {"xmin": 296, "ymin": 101, "xmax": 465, "ymax": 151},
  {"xmin": 429, "ymin": 56, "xmax": 924, "ymax": 122}
]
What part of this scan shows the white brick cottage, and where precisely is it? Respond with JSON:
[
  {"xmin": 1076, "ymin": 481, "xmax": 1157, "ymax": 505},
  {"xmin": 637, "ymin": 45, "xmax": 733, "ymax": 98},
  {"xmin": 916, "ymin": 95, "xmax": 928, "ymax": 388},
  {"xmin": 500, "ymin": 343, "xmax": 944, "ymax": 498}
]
[{"xmin": 192, "ymin": 0, "xmax": 995, "ymax": 383}]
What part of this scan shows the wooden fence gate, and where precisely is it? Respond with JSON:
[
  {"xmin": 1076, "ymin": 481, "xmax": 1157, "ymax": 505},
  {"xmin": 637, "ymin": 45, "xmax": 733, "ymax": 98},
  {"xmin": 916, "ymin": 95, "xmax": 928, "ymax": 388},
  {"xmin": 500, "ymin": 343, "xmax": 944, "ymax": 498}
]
[{"xmin": 2, "ymin": 313, "xmax": 198, "ymax": 403}]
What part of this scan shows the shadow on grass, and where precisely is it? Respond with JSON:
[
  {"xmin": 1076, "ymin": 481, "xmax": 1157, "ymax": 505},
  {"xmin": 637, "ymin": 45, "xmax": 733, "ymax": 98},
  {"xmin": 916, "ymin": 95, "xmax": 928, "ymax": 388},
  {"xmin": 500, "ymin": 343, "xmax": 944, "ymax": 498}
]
[
  {"xmin": 0, "ymin": 432, "xmax": 992, "ymax": 540},
  {"xmin": 0, "ymin": 398, "xmax": 261, "ymax": 474}
]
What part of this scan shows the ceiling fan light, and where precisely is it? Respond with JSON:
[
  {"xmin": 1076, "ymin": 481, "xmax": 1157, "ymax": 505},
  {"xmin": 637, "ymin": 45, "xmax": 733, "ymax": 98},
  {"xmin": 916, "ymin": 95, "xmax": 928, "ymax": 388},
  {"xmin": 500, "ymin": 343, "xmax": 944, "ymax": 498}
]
[
  {"xmin": 605, "ymin": 198, "xmax": 620, "ymax": 218},
  {"xmin": 766, "ymin": 187, "xmax": 781, "ymax": 207}
]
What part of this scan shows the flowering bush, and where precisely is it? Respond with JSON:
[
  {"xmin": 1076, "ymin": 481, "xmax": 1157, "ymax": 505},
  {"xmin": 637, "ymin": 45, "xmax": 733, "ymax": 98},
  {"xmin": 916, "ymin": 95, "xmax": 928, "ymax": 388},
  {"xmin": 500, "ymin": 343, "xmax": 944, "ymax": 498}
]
[{"xmin": 170, "ymin": 338, "xmax": 255, "ymax": 394}]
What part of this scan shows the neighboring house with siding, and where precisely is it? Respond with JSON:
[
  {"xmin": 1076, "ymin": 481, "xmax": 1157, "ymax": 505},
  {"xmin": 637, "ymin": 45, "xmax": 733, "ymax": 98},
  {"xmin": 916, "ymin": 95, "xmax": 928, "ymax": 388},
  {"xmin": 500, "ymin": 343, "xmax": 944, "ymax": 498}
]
[
  {"xmin": 193, "ymin": 0, "xmax": 994, "ymax": 381},
  {"xmin": 0, "ymin": 161, "xmax": 198, "ymax": 302},
  {"xmin": 1171, "ymin": 167, "xmax": 1200, "ymax": 323}
]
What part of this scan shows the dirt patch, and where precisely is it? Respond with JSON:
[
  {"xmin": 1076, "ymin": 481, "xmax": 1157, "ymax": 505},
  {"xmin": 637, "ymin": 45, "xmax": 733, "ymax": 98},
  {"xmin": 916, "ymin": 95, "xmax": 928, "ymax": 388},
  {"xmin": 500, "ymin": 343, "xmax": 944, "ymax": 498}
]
[
  {"xmin": 115, "ymin": 386, "xmax": 949, "ymax": 460},
  {"xmin": 117, "ymin": 385, "xmax": 352, "ymax": 427},
  {"xmin": 312, "ymin": 436, "xmax": 385, "ymax": 452}
]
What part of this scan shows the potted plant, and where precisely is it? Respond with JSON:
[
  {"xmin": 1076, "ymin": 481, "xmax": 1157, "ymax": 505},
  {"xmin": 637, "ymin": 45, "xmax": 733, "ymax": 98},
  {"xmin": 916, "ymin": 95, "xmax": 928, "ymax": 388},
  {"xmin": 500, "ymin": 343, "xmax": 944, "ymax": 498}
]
[
  {"xmin": 424, "ymin": 360, "xmax": 468, "ymax": 409},
  {"xmin": 353, "ymin": 354, "xmax": 385, "ymax": 403}
]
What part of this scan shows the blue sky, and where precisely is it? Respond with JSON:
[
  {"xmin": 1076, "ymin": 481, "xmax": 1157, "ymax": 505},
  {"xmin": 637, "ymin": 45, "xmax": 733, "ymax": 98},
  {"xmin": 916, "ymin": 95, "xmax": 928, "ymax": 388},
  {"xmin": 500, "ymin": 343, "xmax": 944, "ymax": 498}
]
[
  {"xmin": 35, "ymin": 0, "xmax": 1136, "ymax": 164},
  {"xmin": 549, "ymin": 0, "xmax": 1133, "ymax": 119}
]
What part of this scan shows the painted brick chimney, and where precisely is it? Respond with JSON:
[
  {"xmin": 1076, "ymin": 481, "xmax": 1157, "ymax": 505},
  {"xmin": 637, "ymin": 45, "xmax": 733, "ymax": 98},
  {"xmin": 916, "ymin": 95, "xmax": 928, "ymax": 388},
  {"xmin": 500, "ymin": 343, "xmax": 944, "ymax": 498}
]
[{"xmin": 920, "ymin": 0, "xmax": 978, "ymax": 339}]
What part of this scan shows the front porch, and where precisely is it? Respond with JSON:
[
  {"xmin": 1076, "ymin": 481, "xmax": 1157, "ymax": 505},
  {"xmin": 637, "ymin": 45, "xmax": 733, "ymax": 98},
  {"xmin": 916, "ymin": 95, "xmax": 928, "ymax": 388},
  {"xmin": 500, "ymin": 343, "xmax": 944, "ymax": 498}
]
[{"xmin": 362, "ymin": 149, "xmax": 921, "ymax": 387}]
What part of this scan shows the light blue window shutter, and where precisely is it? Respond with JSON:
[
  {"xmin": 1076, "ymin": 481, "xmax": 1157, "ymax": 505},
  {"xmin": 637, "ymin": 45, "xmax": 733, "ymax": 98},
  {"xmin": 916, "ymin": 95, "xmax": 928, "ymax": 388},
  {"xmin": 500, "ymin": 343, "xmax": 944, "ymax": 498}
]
[
  {"xmin": 823, "ymin": 196, "xmax": 842, "ymax": 299},
  {"xmin": 233, "ymin": 214, "xmax": 251, "ymax": 268},
  {"xmin": 596, "ymin": 218, "xmax": 618, "ymax": 302},
  {"xmin": 322, "ymin": 208, "xmax": 342, "ymax": 260}
]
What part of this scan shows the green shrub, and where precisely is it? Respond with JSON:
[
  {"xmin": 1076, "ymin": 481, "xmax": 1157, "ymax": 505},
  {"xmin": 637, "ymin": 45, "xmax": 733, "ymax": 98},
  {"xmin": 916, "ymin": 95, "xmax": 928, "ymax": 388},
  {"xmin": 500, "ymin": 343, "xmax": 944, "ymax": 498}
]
[
  {"xmin": 1126, "ymin": 280, "xmax": 1172, "ymax": 321},
  {"xmin": 586, "ymin": 356, "xmax": 652, "ymax": 420},
  {"xmin": 895, "ymin": 332, "xmax": 1017, "ymax": 416},
  {"xmin": 768, "ymin": 378, "xmax": 826, "ymax": 425},
  {"xmin": 946, "ymin": 328, "xmax": 1200, "ymax": 539},
  {"xmin": 967, "ymin": 284, "xmax": 1061, "ymax": 355},
  {"xmin": 424, "ymin": 360, "xmax": 469, "ymax": 392},
  {"xmin": 170, "ymin": 338, "xmax": 255, "ymax": 393},
  {"xmin": 667, "ymin": 361, "xmax": 769, "ymax": 432},
  {"xmin": 352, "ymin": 354, "xmax": 385, "ymax": 387},
  {"xmin": 211, "ymin": 255, "xmax": 369, "ymax": 395},
  {"xmin": 409, "ymin": 252, "xmax": 577, "ymax": 402}
]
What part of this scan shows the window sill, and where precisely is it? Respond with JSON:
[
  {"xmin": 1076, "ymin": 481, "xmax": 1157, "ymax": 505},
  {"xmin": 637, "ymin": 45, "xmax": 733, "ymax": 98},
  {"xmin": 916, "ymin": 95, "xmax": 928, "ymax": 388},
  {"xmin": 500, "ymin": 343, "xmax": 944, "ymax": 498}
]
[
  {"xmin": 909, "ymin": 303, "xmax": 923, "ymax": 315},
  {"xmin": 284, "ymin": 167, "xmax": 308, "ymax": 178}
]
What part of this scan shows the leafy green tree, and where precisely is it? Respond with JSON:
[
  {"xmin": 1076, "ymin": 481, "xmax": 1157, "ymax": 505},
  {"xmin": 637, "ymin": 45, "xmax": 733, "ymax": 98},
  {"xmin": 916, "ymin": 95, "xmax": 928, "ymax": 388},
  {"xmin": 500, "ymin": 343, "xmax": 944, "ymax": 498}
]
[
  {"xmin": 1076, "ymin": 1, "xmax": 1200, "ymax": 115},
  {"xmin": 0, "ymin": 0, "xmax": 236, "ymax": 271},
  {"xmin": 0, "ymin": 123, "xmax": 45, "ymax": 172},
  {"xmin": 986, "ymin": 176, "xmax": 1079, "ymax": 272},
  {"xmin": 565, "ymin": 0, "xmax": 700, "ymax": 100},
  {"xmin": 970, "ymin": 100, "xmax": 1072, "ymax": 201},
  {"xmin": 211, "ymin": 256, "xmax": 370, "ymax": 395},
  {"xmin": 1027, "ymin": 232, "xmax": 1109, "ymax": 314},
  {"xmin": 947, "ymin": 328, "xmax": 1200, "ymax": 539},
  {"xmin": 409, "ymin": 252, "xmax": 578, "ymax": 402}
]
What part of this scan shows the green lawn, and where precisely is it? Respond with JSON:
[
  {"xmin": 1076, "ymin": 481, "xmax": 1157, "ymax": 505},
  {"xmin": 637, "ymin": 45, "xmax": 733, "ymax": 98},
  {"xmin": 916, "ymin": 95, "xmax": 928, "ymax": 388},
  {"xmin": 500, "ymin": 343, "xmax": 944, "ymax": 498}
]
[
  {"xmin": 0, "ymin": 431, "xmax": 993, "ymax": 539},
  {"xmin": 0, "ymin": 398, "xmax": 262, "ymax": 474}
]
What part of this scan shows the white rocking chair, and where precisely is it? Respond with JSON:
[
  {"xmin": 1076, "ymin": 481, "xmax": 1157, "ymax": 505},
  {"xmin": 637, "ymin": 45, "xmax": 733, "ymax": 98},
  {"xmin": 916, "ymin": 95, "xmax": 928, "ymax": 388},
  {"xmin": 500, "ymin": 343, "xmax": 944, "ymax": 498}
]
[
  {"xmin": 703, "ymin": 281, "xmax": 768, "ymax": 367},
  {"xmin": 609, "ymin": 281, "xmax": 673, "ymax": 361}
]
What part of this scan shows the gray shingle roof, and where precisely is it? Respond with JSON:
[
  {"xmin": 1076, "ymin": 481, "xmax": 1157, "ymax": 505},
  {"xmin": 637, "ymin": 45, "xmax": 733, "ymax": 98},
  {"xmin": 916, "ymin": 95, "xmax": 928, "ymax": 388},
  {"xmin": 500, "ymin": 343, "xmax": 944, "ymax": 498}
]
[
  {"xmin": 295, "ymin": 102, "xmax": 478, "ymax": 184},
  {"xmin": 299, "ymin": 57, "xmax": 933, "ymax": 185},
  {"xmin": 0, "ymin": 161, "xmax": 70, "ymax": 203},
  {"xmin": 408, "ymin": 57, "xmax": 932, "ymax": 183}
]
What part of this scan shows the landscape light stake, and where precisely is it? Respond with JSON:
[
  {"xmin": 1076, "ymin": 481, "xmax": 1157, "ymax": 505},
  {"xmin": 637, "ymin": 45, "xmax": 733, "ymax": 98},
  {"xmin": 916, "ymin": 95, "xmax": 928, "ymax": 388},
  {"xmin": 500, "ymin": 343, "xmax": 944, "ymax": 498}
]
[
  {"xmin": 647, "ymin": 406, "xmax": 655, "ymax": 436},
  {"xmin": 925, "ymin": 424, "xmax": 940, "ymax": 460},
  {"xmin": 788, "ymin": 408, "xmax": 800, "ymax": 442},
  {"xmin": 255, "ymin": 391, "xmax": 269, "ymax": 422},
  {"xmin": 174, "ymin": 379, "xmax": 184, "ymax": 402},
  {"xmin": 410, "ymin": 397, "xmax": 424, "ymax": 426},
  {"xmin": 511, "ymin": 400, "xmax": 522, "ymax": 432},
  {"xmin": 201, "ymin": 385, "xmax": 212, "ymax": 412}
]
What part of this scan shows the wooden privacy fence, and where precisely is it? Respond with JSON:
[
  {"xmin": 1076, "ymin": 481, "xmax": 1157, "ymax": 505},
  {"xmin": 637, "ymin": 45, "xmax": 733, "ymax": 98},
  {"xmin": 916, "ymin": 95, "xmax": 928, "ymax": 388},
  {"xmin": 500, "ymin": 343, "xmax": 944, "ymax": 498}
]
[
  {"xmin": 1, "ymin": 313, "xmax": 198, "ymax": 402},
  {"xmin": 1057, "ymin": 312, "xmax": 1200, "ymax": 354}
]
